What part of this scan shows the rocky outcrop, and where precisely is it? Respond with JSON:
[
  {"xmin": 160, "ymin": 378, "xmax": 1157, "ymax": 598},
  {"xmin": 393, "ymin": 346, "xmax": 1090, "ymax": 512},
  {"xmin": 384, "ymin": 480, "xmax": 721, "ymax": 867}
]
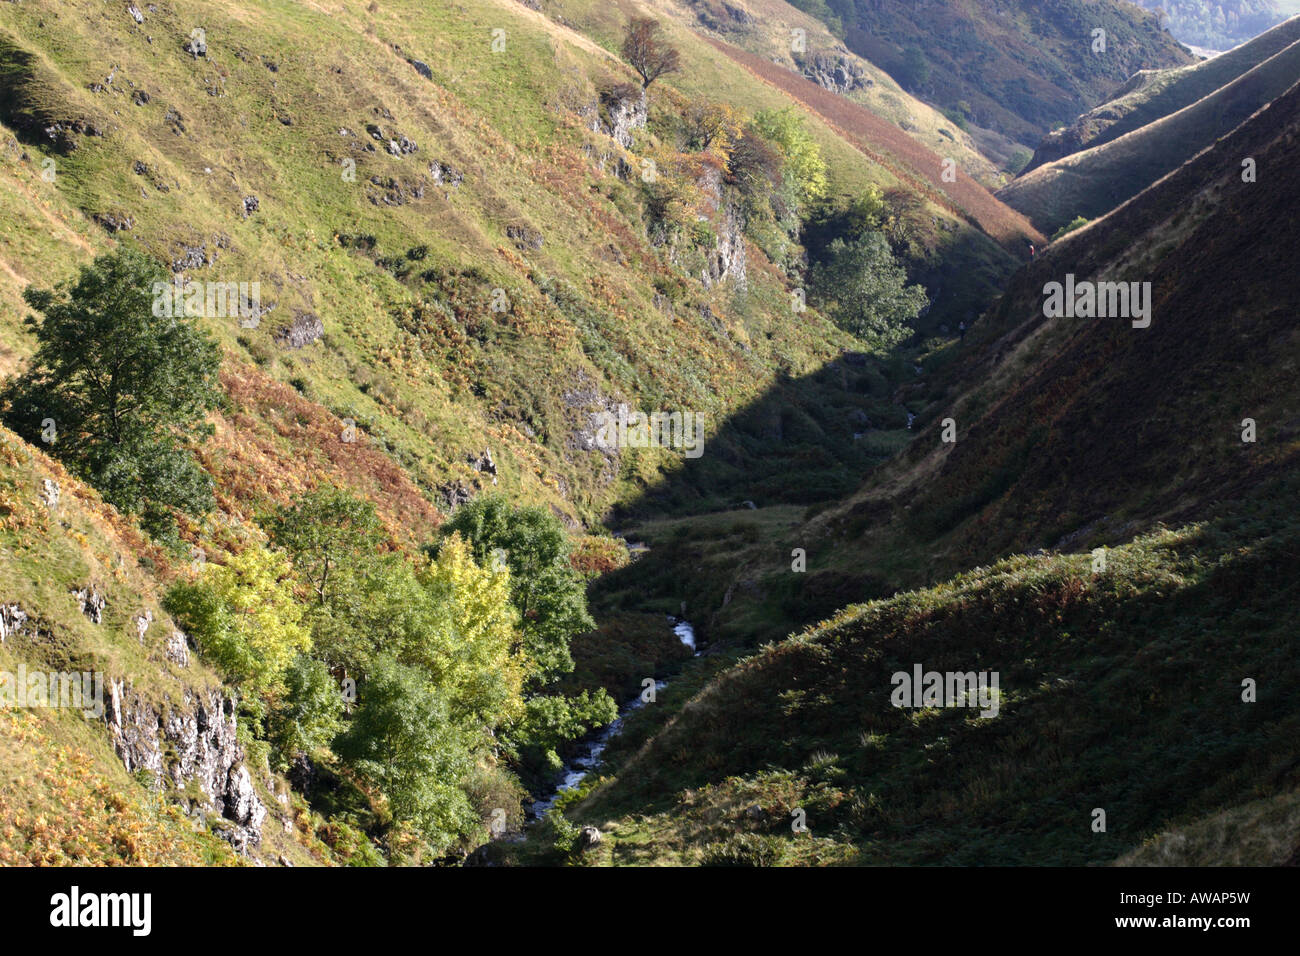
[
  {"xmin": 593, "ymin": 84, "xmax": 647, "ymax": 149},
  {"xmin": 578, "ymin": 825, "xmax": 603, "ymax": 851},
  {"xmin": 104, "ymin": 681, "xmax": 267, "ymax": 852},
  {"xmin": 0, "ymin": 604, "xmax": 28, "ymax": 644},
  {"xmin": 703, "ymin": 198, "xmax": 746, "ymax": 288},
  {"xmin": 467, "ymin": 448, "xmax": 498, "ymax": 485},
  {"xmin": 797, "ymin": 53, "xmax": 872, "ymax": 95},
  {"xmin": 164, "ymin": 630, "xmax": 191, "ymax": 668},
  {"xmin": 72, "ymin": 586, "xmax": 105, "ymax": 624}
]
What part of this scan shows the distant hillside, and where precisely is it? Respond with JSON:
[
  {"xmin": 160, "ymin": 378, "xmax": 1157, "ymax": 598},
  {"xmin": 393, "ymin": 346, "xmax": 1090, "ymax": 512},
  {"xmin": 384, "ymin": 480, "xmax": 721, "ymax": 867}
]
[
  {"xmin": 776, "ymin": 0, "xmax": 1195, "ymax": 146},
  {"xmin": 1028, "ymin": 14, "xmax": 1300, "ymax": 170},
  {"xmin": 1129, "ymin": 0, "xmax": 1284, "ymax": 50},
  {"xmin": 997, "ymin": 36, "xmax": 1300, "ymax": 233},
  {"xmin": 655, "ymin": 0, "xmax": 1011, "ymax": 181}
]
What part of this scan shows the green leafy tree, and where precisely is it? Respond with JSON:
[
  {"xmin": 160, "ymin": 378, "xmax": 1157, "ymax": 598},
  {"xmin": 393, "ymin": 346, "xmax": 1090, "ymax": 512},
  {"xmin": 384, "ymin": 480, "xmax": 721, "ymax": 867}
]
[
  {"xmin": 810, "ymin": 232, "xmax": 929, "ymax": 346},
  {"xmin": 1, "ymin": 248, "xmax": 221, "ymax": 539},
  {"xmin": 263, "ymin": 485, "xmax": 385, "ymax": 606},
  {"xmin": 1050, "ymin": 215, "xmax": 1090, "ymax": 242},
  {"xmin": 333, "ymin": 655, "xmax": 477, "ymax": 851},
  {"xmin": 262, "ymin": 485, "xmax": 386, "ymax": 676},
  {"xmin": 435, "ymin": 495, "xmax": 594, "ymax": 687},
  {"xmin": 267, "ymin": 655, "xmax": 346, "ymax": 770},
  {"xmin": 510, "ymin": 690, "xmax": 618, "ymax": 777}
]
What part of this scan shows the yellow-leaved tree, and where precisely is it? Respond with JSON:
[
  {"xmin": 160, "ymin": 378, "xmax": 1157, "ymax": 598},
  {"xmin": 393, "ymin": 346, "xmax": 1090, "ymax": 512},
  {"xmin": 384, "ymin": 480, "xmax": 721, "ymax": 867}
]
[
  {"xmin": 405, "ymin": 533, "xmax": 527, "ymax": 733},
  {"xmin": 165, "ymin": 538, "xmax": 312, "ymax": 702}
]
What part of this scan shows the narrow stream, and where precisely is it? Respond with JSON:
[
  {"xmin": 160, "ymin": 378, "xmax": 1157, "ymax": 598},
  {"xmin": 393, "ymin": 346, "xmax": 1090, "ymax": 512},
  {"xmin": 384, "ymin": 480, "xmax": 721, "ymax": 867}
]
[{"xmin": 527, "ymin": 618, "xmax": 697, "ymax": 820}]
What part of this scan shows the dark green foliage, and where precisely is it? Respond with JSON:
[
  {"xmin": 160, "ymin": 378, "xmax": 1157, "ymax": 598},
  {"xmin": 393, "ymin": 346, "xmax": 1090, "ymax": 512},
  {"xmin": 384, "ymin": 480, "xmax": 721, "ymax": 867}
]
[
  {"xmin": 1, "ymin": 248, "xmax": 221, "ymax": 539},
  {"xmin": 268, "ymin": 655, "xmax": 346, "ymax": 770},
  {"xmin": 810, "ymin": 232, "xmax": 928, "ymax": 345},
  {"xmin": 333, "ymin": 655, "xmax": 476, "ymax": 850}
]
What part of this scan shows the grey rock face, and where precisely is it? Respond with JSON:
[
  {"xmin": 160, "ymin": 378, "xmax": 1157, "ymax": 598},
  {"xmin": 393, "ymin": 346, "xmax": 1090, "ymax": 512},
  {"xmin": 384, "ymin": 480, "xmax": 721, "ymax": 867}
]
[
  {"xmin": 703, "ymin": 199, "xmax": 747, "ymax": 288},
  {"xmin": 595, "ymin": 84, "xmax": 647, "ymax": 149},
  {"xmin": 73, "ymin": 586, "xmax": 106, "ymax": 624},
  {"xmin": 105, "ymin": 680, "xmax": 267, "ymax": 852},
  {"xmin": 798, "ymin": 54, "xmax": 871, "ymax": 95},
  {"xmin": 165, "ymin": 630, "xmax": 191, "ymax": 668},
  {"xmin": 0, "ymin": 604, "xmax": 28, "ymax": 644}
]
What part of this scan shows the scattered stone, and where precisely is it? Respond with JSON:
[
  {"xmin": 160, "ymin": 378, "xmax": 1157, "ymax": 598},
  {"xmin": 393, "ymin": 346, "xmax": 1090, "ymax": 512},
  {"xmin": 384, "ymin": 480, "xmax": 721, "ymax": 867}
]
[
  {"xmin": 241, "ymin": 195, "xmax": 259, "ymax": 217},
  {"xmin": 275, "ymin": 311, "xmax": 324, "ymax": 349},
  {"xmin": 428, "ymin": 160, "xmax": 463, "ymax": 189},
  {"xmin": 39, "ymin": 478, "xmax": 59, "ymax": 509},
  {"xmin": 127, "ymin": 4, "xmax": 144, "ymax": 24},
  {"xmin": 93, "ymin": 210, "xmax": 134, "ymax": 232},
  {"xmin": 183, "ymin": 32, "xmax": 207, "ymax": 58},
  {"xmin": 439, "ymin": 480, "xmax": 474, "ymax": 511},
  {"xmin": 506, "ymin": 223, "xmax": 543, "ymax": 251},
  {"xmin": 577, "ymin": 826, "xmax": 603, "ymax": 851},
  {"xmin": 467, "ymin": 448, "xmax": 498, "ymax": 484},
  {"xmin": 408, "ymin": 58, "xmax": 432, "ymax": 80}
]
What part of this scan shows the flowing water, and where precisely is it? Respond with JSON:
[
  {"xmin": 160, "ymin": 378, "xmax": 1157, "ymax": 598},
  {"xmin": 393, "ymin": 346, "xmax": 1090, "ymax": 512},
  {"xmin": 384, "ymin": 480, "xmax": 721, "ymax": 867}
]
[{"xmin": 528, "ymin": 618, "xmax": 697, "ymax": 819}]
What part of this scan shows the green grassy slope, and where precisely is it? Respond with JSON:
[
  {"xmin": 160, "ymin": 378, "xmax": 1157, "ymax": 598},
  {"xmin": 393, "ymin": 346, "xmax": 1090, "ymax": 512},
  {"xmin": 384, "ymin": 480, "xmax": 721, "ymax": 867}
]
[
  {"xmin": 0, "ymin": 0, "xmax": 1019, "ymax": 533},
  {"xmin": 1027, "ymin": 14, "xmax": 1300, "ymax": 170},
  {"xmin": 560, "ymin": 508, "xmax": 1300, "ymax": 865}
]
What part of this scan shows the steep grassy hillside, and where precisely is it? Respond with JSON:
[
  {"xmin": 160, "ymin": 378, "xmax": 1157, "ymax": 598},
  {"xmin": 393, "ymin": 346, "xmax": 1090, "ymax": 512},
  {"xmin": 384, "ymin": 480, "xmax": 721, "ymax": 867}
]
[
  {"xmin": 648, "ymin": 0, "xmax": 1008, "ymax": 183},
  {"xmin": 574, "ymin": 70, "xmax": 1300, "ymax": 768},
  {"xmin": 1028, "ymin": 15, "xmax": 1300, "ymax": 170},
  {"xmin": 0, "ymin": 426, "xmax": 344, "ymax": 865},
  {"xmin": 0, "ymin": 0, "xmax": 1045, "ymax": 864},
  {"xmin": 0, "ymin": 0, "xmax": 1025, "ymax": 534},
  {"xmin": 781, "ymin": 0, "xmax": 1195, "ymax": 146},
  {"xmin": 552, "ymin": 507, "xmax": 1300, "ymax": 866},
  {"xmin": 998, "ymin": 36, "xmax": 1300, "ymax": 233}
]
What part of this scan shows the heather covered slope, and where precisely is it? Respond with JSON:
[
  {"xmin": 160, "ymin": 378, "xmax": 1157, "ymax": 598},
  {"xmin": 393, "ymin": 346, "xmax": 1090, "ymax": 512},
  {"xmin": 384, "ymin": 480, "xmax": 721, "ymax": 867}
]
[
  {"xmin": 998, "ymin": 35, "xmax": 1300, "ymax": 233},
  {"xmin": 0, "ymin": 0, "xmax": 1037, "ymax": 863},
  {"xmin": 833, "ymin": 75, "xmax": 1300, "ymax": 581},
  {"xmin": 557, "ymin": 512, "xmax": 1300, "ymax": 865},
  {"xmin": 1027, "ymin": 14, "xmax": 1300, "ymax": 170}
]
